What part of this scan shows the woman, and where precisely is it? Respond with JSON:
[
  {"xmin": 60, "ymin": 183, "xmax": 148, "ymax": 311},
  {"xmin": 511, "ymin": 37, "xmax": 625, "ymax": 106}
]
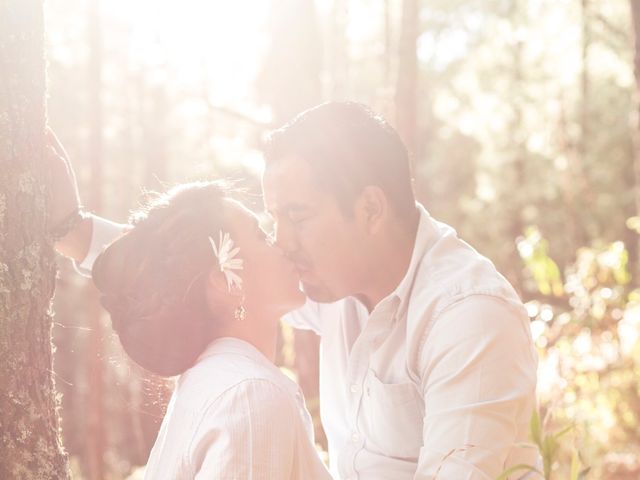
[{"xmin": 91, "ymin": 181, "xmax": 331, "ymax": 479}]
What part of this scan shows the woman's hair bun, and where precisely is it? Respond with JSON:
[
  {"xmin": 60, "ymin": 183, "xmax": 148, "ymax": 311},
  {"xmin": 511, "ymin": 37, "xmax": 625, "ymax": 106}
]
[{"xmin": 91, "ymin": 181, "xmax": 228, "ymax": 376}]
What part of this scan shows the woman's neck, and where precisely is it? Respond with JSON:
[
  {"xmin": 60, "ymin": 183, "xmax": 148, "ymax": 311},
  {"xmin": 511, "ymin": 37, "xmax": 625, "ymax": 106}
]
[{"xmin": 216, "ymin": 310, "xmax": 280, "ymax": 362}]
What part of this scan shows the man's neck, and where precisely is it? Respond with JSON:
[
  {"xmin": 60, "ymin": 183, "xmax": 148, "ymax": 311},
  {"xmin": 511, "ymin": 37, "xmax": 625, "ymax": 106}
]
[{"xmin": 357, "ymin": 209, "xmax": 420, "ymax": 313}]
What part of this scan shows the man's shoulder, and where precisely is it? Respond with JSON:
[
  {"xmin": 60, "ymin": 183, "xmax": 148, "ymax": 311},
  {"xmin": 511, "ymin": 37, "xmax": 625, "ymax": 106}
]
[
  {"xmin": 411, "ymin": 216, "xmax": 521, "ymax": 318},
  {"xmin": 403, "ymin": 219, "xmax": 526, "ymax": 366}
]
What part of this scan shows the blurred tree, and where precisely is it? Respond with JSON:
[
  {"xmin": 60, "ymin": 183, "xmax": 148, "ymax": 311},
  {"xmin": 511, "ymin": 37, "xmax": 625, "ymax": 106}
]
[
  {"xmin": 503, "ymin": 0, "xmax": 527, "ymax": 293},
  {"xmin": 328, "ymin": 0, "xmax": 349, "ymax": 98},
  {"xmin": 85, "ymin": 0, "xmax": 107, "ymax": 478},
  {"xmin": 383, "ymin": 0, "xmax": 392, "ymax": 87},
  {"xmin": 37, "ymin": 0, "xmax": 640, "ymax": 476},
  {"xmin": 258, "ymin": 0, "xmax": 325, "ymax": 447},
  {"xmin": 630, "ymin": 0, "xmax": 640, "ymax": 280},
  {"xmin": 0, "ymin": 1, "xmax": 70, "ymax": 478},
  {"xmin": 257, "ymin": 0, "xmax": 322, "ymax": 124},
  {"xmin": 395, "ymin": 0, "xmax": 419, "ymax": 156}
]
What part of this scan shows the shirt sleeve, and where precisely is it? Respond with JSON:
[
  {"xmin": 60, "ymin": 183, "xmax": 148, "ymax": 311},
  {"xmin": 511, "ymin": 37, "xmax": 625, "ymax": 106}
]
[
  {"xmin": 188, "ymin": 379, "xmax": 300, "ymax": 480},
  {"xmin": 73, "ymin": 215, "xmax": 129, "ymax": 277},
  {"xmin": 414, "ymin": 295, "xmax": 540, "ymax": 480}
]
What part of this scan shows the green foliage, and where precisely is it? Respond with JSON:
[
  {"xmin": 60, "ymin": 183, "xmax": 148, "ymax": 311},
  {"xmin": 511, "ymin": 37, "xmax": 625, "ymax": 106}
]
[
  {"xmin": 518, "ymin": 227, "xmax": 640, "ymax": 478},
  {"xmin": 496, "ymin": 410, "xmax": 592, "ymax": 480},
  {"xmin": 518, "ymin": 227, "xmax": 564, "ymax": 297}
]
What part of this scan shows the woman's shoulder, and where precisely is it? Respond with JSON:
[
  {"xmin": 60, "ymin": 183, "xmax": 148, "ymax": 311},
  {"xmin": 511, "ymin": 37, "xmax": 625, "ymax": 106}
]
[
  {"xmin": 144, "ymin": 352, "xmax": 300, "ymax": 479},
  {"xmin": 186, "ymin": 374, "xmax": 302, "ymax": 453}
]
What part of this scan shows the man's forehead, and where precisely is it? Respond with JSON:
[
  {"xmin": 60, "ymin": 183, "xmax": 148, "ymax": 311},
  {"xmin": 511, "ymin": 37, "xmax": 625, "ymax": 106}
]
[
  {"xmin": 262, "ymin": 158, "xmax": 319, "ymax": 209},
  {"xmin": 263, "ymin": 155, "xmax": 314, "ymax": 185}
]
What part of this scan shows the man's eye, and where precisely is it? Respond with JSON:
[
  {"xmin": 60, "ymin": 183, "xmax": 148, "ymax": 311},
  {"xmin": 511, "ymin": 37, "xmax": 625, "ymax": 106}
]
[{"xmin": 287, "ymin": 211, "xmax": 311, "ymax": 224}]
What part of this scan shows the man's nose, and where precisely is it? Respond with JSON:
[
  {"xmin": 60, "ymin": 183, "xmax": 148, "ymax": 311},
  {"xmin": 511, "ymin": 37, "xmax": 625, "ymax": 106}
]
[{"xmin": 274, "ymin": 221, "xmax": 299, "ymax": 254}]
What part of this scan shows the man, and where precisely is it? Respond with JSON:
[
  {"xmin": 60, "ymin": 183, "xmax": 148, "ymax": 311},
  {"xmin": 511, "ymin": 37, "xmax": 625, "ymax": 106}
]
[{"xmin": 50, "ymin": 102, "xmax": 539, "ymax": 479}]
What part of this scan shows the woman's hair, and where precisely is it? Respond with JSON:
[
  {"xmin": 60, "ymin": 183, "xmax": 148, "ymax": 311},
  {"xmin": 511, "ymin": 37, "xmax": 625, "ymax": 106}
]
[{"xmin": 92, "ymin": 181, "xmax": 227, "ymax": 377}]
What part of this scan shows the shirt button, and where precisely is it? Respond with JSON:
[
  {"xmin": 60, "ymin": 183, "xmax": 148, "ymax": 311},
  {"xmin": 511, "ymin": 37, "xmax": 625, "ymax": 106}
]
[
  {"xmin": 351, "ymin": 432, "xmax": 360, "ymax": 443},
  {"xmin": 350, "ymin": 384, "xmax": 359, "ymax": 393}
]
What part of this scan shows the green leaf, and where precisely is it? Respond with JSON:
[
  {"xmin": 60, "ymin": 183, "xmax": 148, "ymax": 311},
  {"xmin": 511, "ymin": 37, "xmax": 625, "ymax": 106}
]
[
  {"xmin": 529, "ymin": 410, "xmax": 543, "ymax": 448},
  {"xmin": 551, "ymin": 423, "xmax": 574, "ymax": 440},
  {"xmin": 542, "ymin": 435, "xmax": 557, "ymax": 478},
  {"xmin": 578, "ymin": 466, "xmax": 591, "ymax": 479},
  {"xmin": 495, "ymin": 464, "xmax": 543, "ymax": 480},
  {"xmin": 570, "ymin": 449, "xmax": 580, "ymax": 480}
]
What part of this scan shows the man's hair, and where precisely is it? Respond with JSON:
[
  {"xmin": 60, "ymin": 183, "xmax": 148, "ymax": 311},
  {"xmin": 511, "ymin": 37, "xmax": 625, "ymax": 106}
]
[{"xmin": 264, "ymin": 101, "xmax": 416, "ymax": 219}]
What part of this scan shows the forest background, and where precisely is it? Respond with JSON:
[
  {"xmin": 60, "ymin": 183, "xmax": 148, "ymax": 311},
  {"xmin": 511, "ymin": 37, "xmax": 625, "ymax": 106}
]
[{"xmin": 3, "ymin": 0, "xmax": 640, "ymax": 478}]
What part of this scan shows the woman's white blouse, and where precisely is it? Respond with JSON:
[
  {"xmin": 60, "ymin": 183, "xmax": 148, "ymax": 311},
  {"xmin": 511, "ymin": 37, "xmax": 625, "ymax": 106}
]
[{"xmin": 143, "ymin": 337, "xmax": 332, "ymax": 480}]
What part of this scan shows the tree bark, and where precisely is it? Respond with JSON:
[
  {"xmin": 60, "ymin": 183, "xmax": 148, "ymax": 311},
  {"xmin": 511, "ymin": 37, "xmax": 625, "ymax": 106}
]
[
  {"xmin": 505, "ymin": 2, "xmax": 526, "ymax": 294},
  {"xmin": 383, "ymin": 0, "xmax": 392, "ymax": 87},
  {"xmin": 629, "ymin": 0, "xmax": 640, "ymax": 281},
  {"xmin": 395, "ymin": 0, "xmax": 419, "ymax": 157},
  {"xmin": 257, "ymin": 0, "xmax": 322, "ymax": 124},
  {"xmin": 329, "ymin": 0, "xmax": 349, "ymax": 99},
  {"xmin": 86, "ymin": 0, "xmax": 106, "ymax": 477},
  {"xmin": 0, "ymin": 1, "xmax": 70, "ymax": 478},
  {"xmin": 258, "ymin": 0, "xmax": 325, "ymax": 448}
]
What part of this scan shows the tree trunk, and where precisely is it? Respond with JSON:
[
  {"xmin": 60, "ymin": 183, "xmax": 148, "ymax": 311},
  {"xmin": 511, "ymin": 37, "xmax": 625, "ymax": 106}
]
[
  {"xmin": 559, "ymin": 0, "xmax": 591, "ymax": 253},
  {"xmin": 629, "ymin": 0, "xmax": 640, "ymax": 281},
  {"xmin": 257, "ymin": 0, "xmax": 322, "ymax": 124},
  {"xmin": 0, "ymin": 1, "xmax": 70, "ymax": 478},
  {"xmin": 505, "ymin": 2, "xmax": 526, "ymax": 294},
  {"xmin": 144, "ymin": 67, "xmax": 169, "ymax": 186},
  {"xmin": 85, "ymin": 0, "xmax": 107, "ymax": 477},
  {"xmin": 395, "ymin": 0, "xmax": 419, "ymax": 157},
  {"xmin": 383, "ymin": 0, "xmax": 392, "ymax": 87},
  {"xmin": 258, "ymin": 0, "xmax": 325, "ymax": 448},
  {"xmin": 329, "ymin": 0, "xmax": 349, "ymax": 99}
]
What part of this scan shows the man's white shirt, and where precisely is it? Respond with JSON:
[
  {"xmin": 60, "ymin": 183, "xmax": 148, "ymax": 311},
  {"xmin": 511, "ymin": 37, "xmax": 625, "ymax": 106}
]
[
  {"xmin": 79, "ymin": 203, "xmax": 539, "ymax": 479},
  {"xmin": 283, "ymin": 204, "xmax": 538, "ymax": 480}
]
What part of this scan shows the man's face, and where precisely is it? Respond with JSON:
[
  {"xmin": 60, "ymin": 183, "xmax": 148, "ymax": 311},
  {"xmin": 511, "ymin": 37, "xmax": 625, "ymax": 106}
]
[{"xmin": 262, "ymin": 156, "xmax": 368, "ymax": 303}]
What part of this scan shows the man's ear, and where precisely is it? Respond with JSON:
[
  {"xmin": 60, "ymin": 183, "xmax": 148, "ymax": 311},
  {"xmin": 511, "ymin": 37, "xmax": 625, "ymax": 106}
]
[{"xmin": 354, "ymin": 185, "xmax": 388, "ymax": 235}]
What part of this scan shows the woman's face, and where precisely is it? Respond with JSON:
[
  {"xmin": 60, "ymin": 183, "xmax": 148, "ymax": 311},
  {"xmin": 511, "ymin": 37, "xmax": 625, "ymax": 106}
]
[{"xmin": 221, "ymin": 199, "xmax": 305, "ymax": 316}]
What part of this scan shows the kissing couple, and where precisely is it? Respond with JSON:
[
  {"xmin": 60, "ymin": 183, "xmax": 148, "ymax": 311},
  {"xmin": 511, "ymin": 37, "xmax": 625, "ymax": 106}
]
[{"xmin": 50, "ymin": 102, "xmax": 539, "ymax": 479}]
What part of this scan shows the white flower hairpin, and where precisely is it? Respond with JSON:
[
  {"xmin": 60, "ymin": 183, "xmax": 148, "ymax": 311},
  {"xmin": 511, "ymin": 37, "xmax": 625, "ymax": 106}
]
[{"xmin": 209, "ymin": 231, "xmax": 244, "ymax": 291}]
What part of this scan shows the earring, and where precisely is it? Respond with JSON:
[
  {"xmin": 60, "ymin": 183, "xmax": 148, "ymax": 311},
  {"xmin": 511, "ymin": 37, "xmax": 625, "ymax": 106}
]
[
  {"xmin": 234, "ymin": 304, "xmax": 246, "ymax": 322},
  {"xmin": 234, "ymin": 295, "xmax": 246, "ymax": 321}
]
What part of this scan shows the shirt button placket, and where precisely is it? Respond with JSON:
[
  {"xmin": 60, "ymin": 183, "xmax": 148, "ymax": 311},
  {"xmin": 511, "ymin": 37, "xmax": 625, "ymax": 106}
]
[{"xmin": 343, "ymin": 378, "xmax": 364, "ymax": 480}]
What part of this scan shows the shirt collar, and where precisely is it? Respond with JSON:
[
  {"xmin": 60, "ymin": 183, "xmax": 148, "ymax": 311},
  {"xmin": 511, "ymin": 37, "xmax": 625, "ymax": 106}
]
[
  {"xmin": 389, "ymin": 202, "xmax": 440, "ymax": 317},
  {"xmin": 196, "ymin": 336, "xmax": 272, "ymax": 366},
  {"xmin": 194, "ymin": 336, "xmax": 301, "ymax": 396}
]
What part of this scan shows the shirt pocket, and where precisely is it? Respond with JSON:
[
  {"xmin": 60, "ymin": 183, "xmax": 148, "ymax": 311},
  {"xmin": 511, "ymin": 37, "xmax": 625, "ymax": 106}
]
[{"xmin": 360, "ymin": 369, "xmax": 424, "ymax": 460}]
